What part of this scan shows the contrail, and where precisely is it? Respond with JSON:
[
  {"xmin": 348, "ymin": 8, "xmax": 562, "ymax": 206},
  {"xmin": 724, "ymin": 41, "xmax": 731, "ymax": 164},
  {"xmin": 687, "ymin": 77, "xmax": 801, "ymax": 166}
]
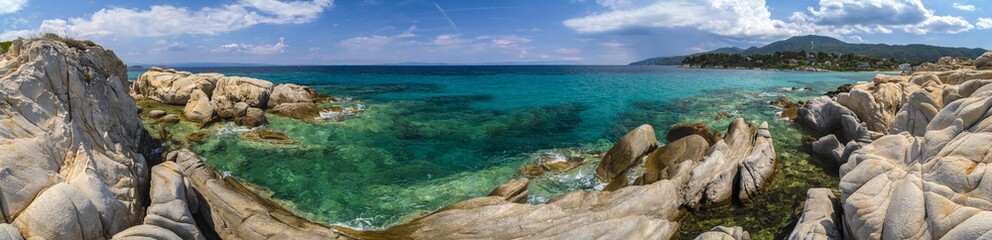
[{"xmin": 433, "ymin": 2, "xmax": 460, "ymax": 32}]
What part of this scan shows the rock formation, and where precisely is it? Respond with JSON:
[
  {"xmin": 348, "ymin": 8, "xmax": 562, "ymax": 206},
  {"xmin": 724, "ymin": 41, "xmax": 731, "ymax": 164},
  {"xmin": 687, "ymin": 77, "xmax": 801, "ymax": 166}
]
[
  {"xmin": 595, "ymin": 124, "xmax": 658, "ymax": 183},
  {"xmin": 0, "ymin": 38, "xmax": 155, "ymax": 239},
  {"xmin": 787, "ymin": 188, "xmax": 842, "ymax": 240},
  {"xmin": 348, "ymin": 118, "xmax": 775, "ymax": 239},
  {"xmin": 695, "ymin": 226, "xmax": 750, "ymax": 240}
]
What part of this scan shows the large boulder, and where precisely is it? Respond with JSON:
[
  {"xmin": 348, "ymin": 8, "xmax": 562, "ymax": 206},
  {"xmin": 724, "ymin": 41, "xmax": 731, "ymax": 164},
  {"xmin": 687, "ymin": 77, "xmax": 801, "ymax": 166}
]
[
  {"xmin": 595, "ymin": 124, "xmax": 658, "ymax": 182},
  {"xmin": 840, "ymin": 84, "xmax": 992, "ymax": 239},
  {"xmin": 131, "ymin": 67, "xmax": 220, "ymax": 105},
  {"xmin": 975, "ymin": 51, "xmax": 992, "ymax": 70},
  {"xmin": 268, "ymin": 83, "xmax": 318, "ymax": 108},
  {"xmin": 787, "ymin": 188, "xmax": 842, "ymax": 240},
  {"xmin": 182, "ymin": 89, "xmax": 215, "ymax": 125},
  {"xmin": 211, "ymin": 76, "xmax": 273, "ymax": 110},
  {"xmin": 637, "ymin": 134, "xmax": 709, "ymax": 185},
  {"xmin": 0, "ymin": 39, "xmax": 153, "ymax": 237},
  {"xmin": 667, "ymin": 122, "xmax": 722, "ymax": 146},
  {"xmin": 683, "ymin": 119, "xmax": 776, "ymax": 207},
  {"xmin": 113, "ymin": 161, "xmax": 205, "ymax": 240},
  {"xmin": 487, "ymin": 178, "xmax": 529, "ymax": 204},
  {"xmin": 270, "ymin": 102, "xmax": 321, "ymax": 120}
]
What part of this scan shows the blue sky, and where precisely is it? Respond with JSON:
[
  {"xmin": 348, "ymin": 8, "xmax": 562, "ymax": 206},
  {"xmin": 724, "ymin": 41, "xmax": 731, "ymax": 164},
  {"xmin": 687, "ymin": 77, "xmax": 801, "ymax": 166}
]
[{"xmin": 2, "ymin": 0, "xmax": 991, "ymax": 65}]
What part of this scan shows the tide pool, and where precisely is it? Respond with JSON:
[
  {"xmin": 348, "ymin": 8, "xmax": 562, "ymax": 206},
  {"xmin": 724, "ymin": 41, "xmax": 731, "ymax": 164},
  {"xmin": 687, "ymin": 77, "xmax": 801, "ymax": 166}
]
[{"xmin": 131, "ymin": 66, "xmax": 878, "ymax": 235}]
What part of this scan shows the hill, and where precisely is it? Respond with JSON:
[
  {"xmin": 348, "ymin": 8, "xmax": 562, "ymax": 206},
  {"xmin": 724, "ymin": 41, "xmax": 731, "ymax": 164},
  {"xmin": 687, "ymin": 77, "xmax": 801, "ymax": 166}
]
[{"xmin": 631, "ymin": 35, "xmax": 987, "ymax": 65}]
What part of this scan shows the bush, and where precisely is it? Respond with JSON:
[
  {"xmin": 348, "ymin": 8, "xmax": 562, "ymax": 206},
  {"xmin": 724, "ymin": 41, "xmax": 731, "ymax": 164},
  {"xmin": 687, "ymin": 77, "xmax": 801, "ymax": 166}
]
[{"xmin": 40, "ymin": 33, "xmax": 96, "ymax": 50}]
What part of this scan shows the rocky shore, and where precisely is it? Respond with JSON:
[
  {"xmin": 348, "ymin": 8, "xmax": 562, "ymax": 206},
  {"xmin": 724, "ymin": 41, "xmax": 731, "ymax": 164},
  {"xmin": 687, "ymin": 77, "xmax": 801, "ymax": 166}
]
[{"xmin": 4, "ymin": 36, "xmax": 992, "ymax": 240}]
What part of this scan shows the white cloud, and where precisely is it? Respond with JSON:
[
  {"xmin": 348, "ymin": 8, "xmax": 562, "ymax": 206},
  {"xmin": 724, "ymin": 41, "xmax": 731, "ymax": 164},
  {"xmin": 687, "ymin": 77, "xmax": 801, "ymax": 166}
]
[
  {"xmin": 213, "ymin": 37, "xmax": 287, "ymax": 54},
  {"xmin": 0, "ymin": 0, "xmax": 27, "ymax": 15},
  {"xmin": 564, "ymin": 0, "xmax": 807, "ymax": 41},
  {"xmin": 338, "ymin": 35, "xmax": 395, "ymax": 50},
  {"xmin": 952, "ymin": 3, "xmax": 976, "ymax": 11},
  {"xmin": 564, "ymin": 0, "xmax": 976, "ymax": 41},
  {"xmin": 3, "ymin": 0, "xmax": 331, "ymax": 40},
  {"xmin": 490, "ymin": 35, "xmax": 531, "ymax": 48},
  {"xmin": 978, "ymin": 18, "xmax": 992, "ymax": 29},
  {"xmin": 398, "ymin": 26, "xmax": 417, "ymax": 38}
]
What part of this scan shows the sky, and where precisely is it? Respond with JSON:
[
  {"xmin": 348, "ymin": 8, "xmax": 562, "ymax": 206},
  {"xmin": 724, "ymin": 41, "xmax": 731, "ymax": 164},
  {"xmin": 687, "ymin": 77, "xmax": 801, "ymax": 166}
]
[{"xmin": 1, "ymin": 0, "xmax": 992, "ymax": 65}]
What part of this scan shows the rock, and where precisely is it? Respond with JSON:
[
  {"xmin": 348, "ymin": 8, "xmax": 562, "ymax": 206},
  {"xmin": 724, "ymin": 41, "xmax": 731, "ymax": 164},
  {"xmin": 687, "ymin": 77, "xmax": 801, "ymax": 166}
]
[
  {"xmin": 975, "ymin": 51, "xmax": 992, "ymax": 70},
  {"xmin": 169, "ymin": 149, "xmax": 352, "ymax": 239},
  {"xmin": 242, "ymin": 130, "xmax": 297, "ymax": 144},
  {"xmin": 889, "ymin": 90, "xmax": 941, "ymax": 136},
  {"xmin": 268, "ymin": 83, "xmax": 317, "ymax": 108},
  {"xmin": 131, "ymin": 68, "xmax": 221, "ymax": 105},
  {"xmin": 113, "ymin": 161, "xmax": 205, "ymax": 240},
  {"xmin": 824, "ymin": 84, "xmax": 853, "ymax": 98},
  {"xmin": 488, "ymin": 178, "xmax": 529, "ymax": 203},
  {"xmin": 148, "ymin": 109, "xmax": 167, "ymax": 118},
  {"xmin": 182, "ymin": 89, "xmax": 215, "ymax": 125},
  {"xmin": 0, "ymin": 224, "xmax": 23, "ymax": 240},
  {"xmin": 944, "ymin": 70, "xmax": 992, "ymax": 85},
  {"xmin": 683, "ymin": 119, "xmax": 775, "ymax": 207},
  {"xmin": 355, "ymin": 160, "xmax": 697, "ymax": 240},
  {"xmin": 798, "ymin": 96, "xmax": 863, "ymax": 143},
  {"xmin": 695, "ymin": 226, "xmax": 750, "ymax": 240},
  {"xmin": 595, "ymin": 124, "xmax": 658, "ymax": 182},
  {"xmin": 811, "ymin": 135, "xmax": 844, "ymax": 164},
  {"xmin": 271, "ymin": 102, "xmax": 321, "ymax": 120},
  {"xmin": 638, "ymin": 135, "xmax": 709, "ymax": 185},
  {"xmin": 234, "ymin": 107, "xmax": 268, "ymax": 127},
  {"xmin": 211, "ymin": 76, "xmax": 273, "ymax": 110},
  {"xmin": 187, "ymin": 130, "xmax": 210, "ymax": 143},
  {"xmin": 714, "ymin": 111, "xmax": 731, "ymax": 121},
  {"xmin": 787, "ymin": 188, "xmax": 841, "ymax": 240},
  {"xmin": 781, "ymin": 106, "xmax": 799, "ymax": 121},
  {"xmin": 770, "ymin": 96, "xmax": 798, "ymax": 108},
  {"xmin": 159, "ymin": 114, "xmax": 180, "ymax": 124},
  {"xmin": 0, "ymin": 39, "xmax": 153, "ymax": 238},
  {"xmin": 257, "ymin": 130, "xmax": 290, "ymax": 141},
  {"xmin": 737, "ymin": 122, "xmax": 775, "ymax": 202},
  {"xmin": 839, "ymin": 84, "xmax": 992, "ymax": 239},
  {"xmin": 520, "ymin": 165, "xmax": 544, "ymax": 176},
  {"xmin": 667, "ymin": 122, "xmax": 722, "ymax": 146}
]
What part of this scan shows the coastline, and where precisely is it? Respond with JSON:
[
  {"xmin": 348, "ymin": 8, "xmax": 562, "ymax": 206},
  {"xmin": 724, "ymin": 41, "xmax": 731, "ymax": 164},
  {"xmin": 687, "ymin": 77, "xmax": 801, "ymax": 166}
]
[{"xmin": 4, "ymin": 36, "xmax": 992, "ymax": 239}]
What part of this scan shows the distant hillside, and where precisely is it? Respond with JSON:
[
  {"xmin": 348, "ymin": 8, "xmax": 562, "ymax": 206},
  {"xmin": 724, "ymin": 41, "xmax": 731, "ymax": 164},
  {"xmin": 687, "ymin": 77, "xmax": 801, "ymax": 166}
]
[{"xmin": 632, "ymin": 35, "xmax": 987, "ymax": 65}]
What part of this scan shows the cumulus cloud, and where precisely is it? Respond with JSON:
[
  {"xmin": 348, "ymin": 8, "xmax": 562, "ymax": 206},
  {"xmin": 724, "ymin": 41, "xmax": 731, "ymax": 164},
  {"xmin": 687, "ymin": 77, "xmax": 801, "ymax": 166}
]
[
  {"xmin": 978, "ymin": 18, "xmax": 992, "ymax": 29},
  {"xmin": 2, "ymin": 0, "xmax": 331, "ymax": 40},
  {"xmin": 0, "ymin": 0, "xmax": 27, "ymax": 15},
  {"xmin": 563, "ymin": 0, "xmax": 805, "ymax": 40},
  {"xmin": 213, "ymin": 37, "xmax": 287, "ymax": 54},
  {"xmin": 952, "ymin": 3, "xmax": 976, "ymax": 11},
  {"xmin": 564, "ymin": 0, "xmax": 977, "ymax": 41}
]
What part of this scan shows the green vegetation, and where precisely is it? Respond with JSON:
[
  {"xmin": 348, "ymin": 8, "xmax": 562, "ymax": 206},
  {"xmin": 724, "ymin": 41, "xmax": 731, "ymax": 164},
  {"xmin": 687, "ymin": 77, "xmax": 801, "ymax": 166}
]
[
  {"xmin": 0, "ymin": 41, "xmax": 11, "ymax": 53},
  {"xmin": 632, "ymin": 35, "xmax": 986, "ymax": 66},
  {"xmin": 682, "ymin": 51, "xmax": 904, "ymax": 71},
  {"xmin": 40, "ymin": 33, "xmax": 96, "ymax": 50}
]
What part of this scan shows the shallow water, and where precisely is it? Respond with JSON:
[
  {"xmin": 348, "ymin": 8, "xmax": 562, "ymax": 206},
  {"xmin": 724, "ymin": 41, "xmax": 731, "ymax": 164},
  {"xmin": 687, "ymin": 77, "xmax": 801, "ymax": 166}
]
[{"xmin": 131, "ymin": 66, "xmax": 877, "ymax": 233}]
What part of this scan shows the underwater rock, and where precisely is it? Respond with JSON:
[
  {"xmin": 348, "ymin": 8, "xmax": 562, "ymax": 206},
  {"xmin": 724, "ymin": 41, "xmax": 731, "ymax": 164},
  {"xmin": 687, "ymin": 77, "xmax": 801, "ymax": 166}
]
[
  {"xmin": 667, "ymin": 122, "xmax": 722, "ymax": 146},
  {"xmin": 159, "ymin": 114, "xmax": 180, "ymax": 124},
  {"xmin": 148, "ymin": 109, "xmax": 167, "ymax": 118},
  {"xmin": 695, "ymin": 226, "xmax": 750, "ymax": 240},
  {"xmin": 488, "ymin": 178, "xmax": 529, "ymax": 204},
  {"xmin": 595, "ymin": 124, "xmax": 658, "ymax": 182},
  {"xmin": 824, "ymin": 84, "xmax": 853, "ymax": 98},
  {"xmin": 242, "ymin": 130, "xmax": 297, "ymax": 144},
  {"xmin": 187, "ymin": 130, "xmax": 210, "ymax": 144},
  {"xmin": 787, "ymin": 188, "xmax": 842, "ymax": 240},
  {"xmin": 271, "ymin": 102, "xmax": 321, "ymax": 120}
]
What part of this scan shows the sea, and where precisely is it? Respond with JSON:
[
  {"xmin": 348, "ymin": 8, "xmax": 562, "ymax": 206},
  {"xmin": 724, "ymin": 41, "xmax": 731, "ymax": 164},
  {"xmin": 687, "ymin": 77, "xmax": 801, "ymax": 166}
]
[{"xmin": 128, "ymin": 66, "xmax": 881, "ymax": 238}]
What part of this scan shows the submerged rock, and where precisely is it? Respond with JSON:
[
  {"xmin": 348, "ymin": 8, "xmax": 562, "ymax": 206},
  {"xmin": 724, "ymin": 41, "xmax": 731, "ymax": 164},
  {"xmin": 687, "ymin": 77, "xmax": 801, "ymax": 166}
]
[
  {"xmin": 595, "ymin": 124, "xmax": 658, "ymax": 182},
  {"xmin": 148, "ymin": 109, "xmax": 168, "ymax": 118}
]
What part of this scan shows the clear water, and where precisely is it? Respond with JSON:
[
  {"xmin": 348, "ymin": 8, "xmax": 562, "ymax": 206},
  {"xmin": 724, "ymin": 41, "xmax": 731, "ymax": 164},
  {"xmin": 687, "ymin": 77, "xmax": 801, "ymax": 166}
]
[{"xmin": 130, "ymin": 66, "xmax": 878, "ymax": 233}]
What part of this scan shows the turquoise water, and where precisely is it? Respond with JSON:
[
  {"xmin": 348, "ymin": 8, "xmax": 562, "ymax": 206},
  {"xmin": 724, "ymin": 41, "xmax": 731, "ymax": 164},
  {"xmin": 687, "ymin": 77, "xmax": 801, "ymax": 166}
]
[{"xmin": 130, "ymin": 66, "xmax": 878, "ymax": 230}]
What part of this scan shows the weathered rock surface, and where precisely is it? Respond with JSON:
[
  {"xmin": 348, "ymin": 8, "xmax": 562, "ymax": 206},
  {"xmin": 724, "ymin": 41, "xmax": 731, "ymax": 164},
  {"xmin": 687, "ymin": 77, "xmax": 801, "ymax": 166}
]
[
  {"xmin": 488, "ymin": 178, "xmax": 529, "ymax": 203},
  {"xmin": 667, "ymin": 122, "xmax": 722, "ymax": 146},
  {"xmin": 269, "ymin": 83, "xmax": 320, "ymax": 108},
  {"xmin": 0, "ymin": 38, "xmax": 154, "ymax": 239},
  {"xmin": 975, "ymin": 51, "xmax": 992, "ymax": 70},
  {"xmin": 182, "ymin": 89, "xmax": 215, "ymax": 125},
  {"xmin": 132, "ymin": 67, "xmax": 221, "ymax": 105},
  {"xmin": 695, "ymin": 226, "xmax": 750, "ymax": 240},
  {"xmin": 113, "ymin": 161, "xmax": 204, "ymax": 240},
  {"xmin": 683, "ymin": 118, "xmax": 776, "ymax": 207},
  {"xmin": 787, "ymin": 188, "xmax": 842, "ymax": 240},
  {"xmin": 212, "ymin": 76, "xmax": 273, "ymax": 110},
  {"xmin": 270, "ymin": 102, "xmax": 321, "ymax": 120},
  {"xmin": 638, "ymin": 134, "xmax": 709, "ymax": 185},
  {"xmin": 148, "ymin": 109, "xmax": 167, "ymax": 118},
  {"xmin": 596, "ymin": 124, "xmax": 658, "ymax": 182}
]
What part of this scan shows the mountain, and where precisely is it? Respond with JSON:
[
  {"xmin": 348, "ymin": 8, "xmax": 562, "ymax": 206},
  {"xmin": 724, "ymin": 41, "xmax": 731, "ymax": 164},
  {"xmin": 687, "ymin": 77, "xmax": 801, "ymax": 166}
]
[{"xmin": 631, "ymin": 35, "xmax": 987, "ymax": 65}]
